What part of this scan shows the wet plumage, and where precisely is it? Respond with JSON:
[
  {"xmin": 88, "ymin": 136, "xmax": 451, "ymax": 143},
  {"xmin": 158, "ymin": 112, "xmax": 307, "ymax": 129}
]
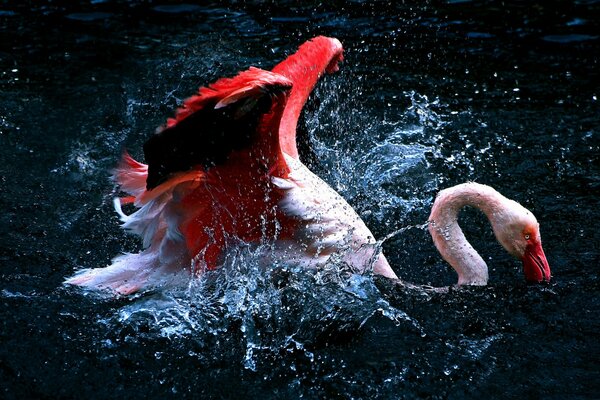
[{"xmin": 65, "ymin": 37, "xmax": 396, "ymax": 295}]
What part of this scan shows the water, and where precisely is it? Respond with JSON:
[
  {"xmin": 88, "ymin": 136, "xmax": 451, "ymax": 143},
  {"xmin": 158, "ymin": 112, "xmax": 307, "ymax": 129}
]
[{"xmin": 1, "ymin": 1, "xmax": 599, "ymax": 399}]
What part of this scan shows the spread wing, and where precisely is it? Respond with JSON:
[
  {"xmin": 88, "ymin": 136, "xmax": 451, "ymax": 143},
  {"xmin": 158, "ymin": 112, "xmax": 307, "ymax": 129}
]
[{"xmin": 143, "ymin": 67, "xmax": 292, "ymax": 189}]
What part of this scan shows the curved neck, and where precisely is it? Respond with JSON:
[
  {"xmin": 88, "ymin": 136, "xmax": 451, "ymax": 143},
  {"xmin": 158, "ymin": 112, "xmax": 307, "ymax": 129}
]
[
  {"xmin": 271, "ymin": 37, "xmax": 343, "ymax": 159},
  {"xmin": 428, "ymin": 183, "xmax": 506, "ymax": 285}
]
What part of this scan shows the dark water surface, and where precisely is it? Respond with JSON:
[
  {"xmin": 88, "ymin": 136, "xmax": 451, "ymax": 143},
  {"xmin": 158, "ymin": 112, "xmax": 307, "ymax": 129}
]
[{"xmin": 1, "ymin": 1, "xmax": 599, "ymax": 399}]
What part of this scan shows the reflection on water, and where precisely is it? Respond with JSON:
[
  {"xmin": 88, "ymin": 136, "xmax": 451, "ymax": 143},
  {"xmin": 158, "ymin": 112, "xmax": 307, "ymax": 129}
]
[{"xmin": 1, "ymin": 1, "xmax": 599, "ymax": 399}]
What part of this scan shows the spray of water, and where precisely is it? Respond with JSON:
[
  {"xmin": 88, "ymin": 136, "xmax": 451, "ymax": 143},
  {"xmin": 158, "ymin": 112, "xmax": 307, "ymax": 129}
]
[{"xmin": 104, "ymin": 241, "xmax": 421, "ymax": 371}]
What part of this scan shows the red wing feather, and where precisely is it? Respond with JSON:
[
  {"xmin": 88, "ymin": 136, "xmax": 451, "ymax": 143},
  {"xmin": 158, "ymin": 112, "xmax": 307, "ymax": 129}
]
[{"xmin": 144, "ymin": 67, "xmax": 293, "ymax": 189}]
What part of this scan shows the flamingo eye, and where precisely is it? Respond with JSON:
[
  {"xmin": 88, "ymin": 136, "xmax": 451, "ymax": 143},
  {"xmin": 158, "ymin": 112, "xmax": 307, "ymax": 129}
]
[{"xmin": 524, "ymin": 234, "xmax": 530, "ymax": 240}]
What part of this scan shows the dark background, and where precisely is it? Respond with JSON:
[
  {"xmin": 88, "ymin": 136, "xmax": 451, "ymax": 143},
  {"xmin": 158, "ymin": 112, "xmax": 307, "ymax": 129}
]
[{"xmin": 1, "ymin": 1, "xmax": 599, "ymax": 399}]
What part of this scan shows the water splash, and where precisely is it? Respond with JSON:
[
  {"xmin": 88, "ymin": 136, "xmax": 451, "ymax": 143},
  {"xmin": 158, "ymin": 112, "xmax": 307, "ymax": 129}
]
[
  {"xmin": 406, "ymin": 91, "xmax": 447, "ymax": 130},
  {"xmin": 301, "ymin": 86, "xmax": 444, "ymax": 226},
  {"xmin": 100, "ymin": 243, "xmax": 421, "ymax": 371}
]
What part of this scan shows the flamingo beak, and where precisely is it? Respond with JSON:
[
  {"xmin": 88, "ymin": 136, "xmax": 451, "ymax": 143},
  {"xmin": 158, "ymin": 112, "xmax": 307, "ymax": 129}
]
[{"xmin": 522, "ymin": 240, "xmax": 551, "ymax": 283}]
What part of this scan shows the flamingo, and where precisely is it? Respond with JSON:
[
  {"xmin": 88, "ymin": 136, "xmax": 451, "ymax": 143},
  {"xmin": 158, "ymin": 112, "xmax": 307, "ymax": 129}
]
[
  {"xmin": 429, "ymin": 182, "xmax": 551, "ymax": 285},
  {"xmin": 65, "ymin": 37, "xmax": 550, "ymax": 295}
]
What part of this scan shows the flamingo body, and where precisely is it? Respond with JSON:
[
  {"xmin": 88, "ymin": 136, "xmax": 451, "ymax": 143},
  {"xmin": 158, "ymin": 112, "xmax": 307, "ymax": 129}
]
[{"xmin": 65, "ymin": 37, "xmax": 396, "ymax": 295}]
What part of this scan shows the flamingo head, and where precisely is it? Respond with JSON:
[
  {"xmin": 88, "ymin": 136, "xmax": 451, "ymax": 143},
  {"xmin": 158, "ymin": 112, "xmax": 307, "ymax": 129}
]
[{"xmin": 491, "ymin": 200, "xmax": 551, "ymax": 283}]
